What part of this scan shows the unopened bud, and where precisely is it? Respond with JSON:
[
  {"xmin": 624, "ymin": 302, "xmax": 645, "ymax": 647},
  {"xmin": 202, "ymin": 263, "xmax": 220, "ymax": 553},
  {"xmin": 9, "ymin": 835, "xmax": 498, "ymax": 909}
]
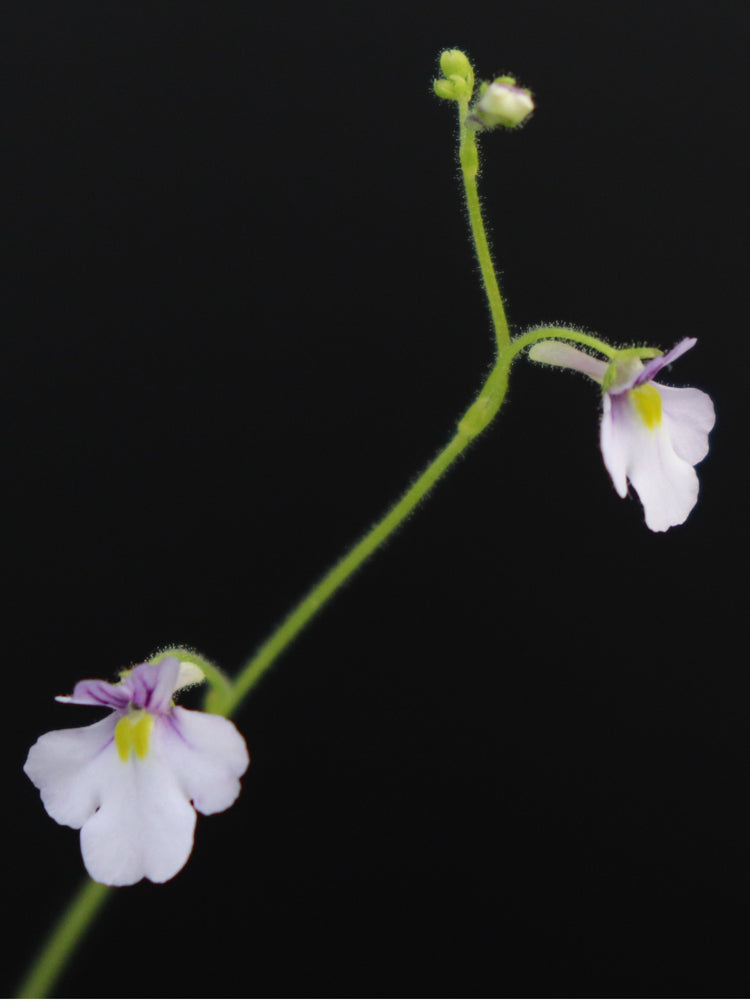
[
  {"xmin": 439, "ymin": 49, "xmax": 473, "ymax": 82},
  {"xmin": 433, "ymin": 78, "xmax": 460, "ymax": 101},
  {"xmin": 433, "ymin": 48, "xmax": 474, "ymax": 102},
  {"xmin": 468, "ymin": 78, "xmax": 534, "ymax": 129}
]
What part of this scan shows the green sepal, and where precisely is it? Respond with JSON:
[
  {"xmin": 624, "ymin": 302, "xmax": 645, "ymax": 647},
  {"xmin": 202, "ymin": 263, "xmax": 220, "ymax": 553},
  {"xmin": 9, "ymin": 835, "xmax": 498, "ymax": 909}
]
[{"xmin": 433, "ymin": 78, "xmax": 459, "ymax": 100}]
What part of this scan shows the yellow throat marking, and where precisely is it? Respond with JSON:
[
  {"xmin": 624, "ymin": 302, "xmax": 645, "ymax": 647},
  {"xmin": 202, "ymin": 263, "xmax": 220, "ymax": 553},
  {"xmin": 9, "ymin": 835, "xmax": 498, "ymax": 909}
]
[
  {"xmin": 115, "ymin": 710, "xmax": 154, "ymax": 761},
  {"xmin": 629, "ymin": 383, "xmax": 662, "ymax": 430}
]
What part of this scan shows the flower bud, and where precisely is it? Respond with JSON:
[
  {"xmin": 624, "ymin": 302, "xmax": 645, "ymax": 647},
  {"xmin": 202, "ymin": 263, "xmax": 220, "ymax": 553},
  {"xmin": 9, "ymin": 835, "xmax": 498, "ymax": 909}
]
[
  {"xmin": 469, "ymin": 77, "xmax": 534, "ymax": 129},
  {"xmin": 433, "ymin": 78, "xmax": 460, "ymax": 101},
  {"xmin": 433, "ymin": 49, "xmax": 474, "ymax": 102},
  {"xmin": 439, "ymin": 49, "xmax": 473, "ymax": 82}
]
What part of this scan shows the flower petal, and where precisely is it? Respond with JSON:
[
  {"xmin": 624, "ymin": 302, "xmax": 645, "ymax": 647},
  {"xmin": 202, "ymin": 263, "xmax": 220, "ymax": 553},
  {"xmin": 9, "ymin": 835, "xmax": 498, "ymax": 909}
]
[
  {"xmin": 600, "ymin": 393, "xmax": 629, "ymax": 497},
  {"xmin": 626, "ymin": 428, "xmax": 699, "ymax": 532},
  {"xmin": 635, "ymin": 337, "xmax": 696, "ymax": 385},
  {"xmin": 159, "ymin": 707, "xmax": 250, "ymax": 815},
  {"xmin": 55, "ymin": 657, "xmax": 183, "ymax": 712},
  {"xmin": 56, "ymin": 679, "xmax": 131, "ymax": 711},
  {"xmin": 24, "ymin": 715, "xmax": 119, "ymax": 828},
  {"xmin": 656, "ymin": 384, "xmax": 715, "ymax": 465},
  {"xmin": 79, "ymin": 747, "xmax": 197, "ymax": 886},
  {"xmin": 602, "ymin": 391, "xmax": 701, "ymax": 531},
  {"xmin": 121, "ymin": 657, "xmax": 181, "ymax": 713}
]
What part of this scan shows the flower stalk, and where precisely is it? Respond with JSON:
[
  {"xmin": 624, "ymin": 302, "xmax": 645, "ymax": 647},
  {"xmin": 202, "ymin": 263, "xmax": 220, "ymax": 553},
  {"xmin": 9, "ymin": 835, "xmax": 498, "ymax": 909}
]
[{"xmin": 16, "ymin": 880, "xmax": 111, "ymax": 1000}]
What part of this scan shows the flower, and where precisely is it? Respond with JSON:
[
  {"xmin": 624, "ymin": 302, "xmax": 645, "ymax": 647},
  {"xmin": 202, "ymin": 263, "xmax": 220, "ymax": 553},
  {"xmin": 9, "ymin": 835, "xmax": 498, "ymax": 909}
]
[
  {"xmin": 527, "ymin": 337, "xmax": 716, "ymax": 532},
  {"xmin": 24, "ymin": 656, "xmax": 250, "ymax": 886},
  {"xmin": 468, "ymin": 77, "xmax": 535, "ymax": 129}
]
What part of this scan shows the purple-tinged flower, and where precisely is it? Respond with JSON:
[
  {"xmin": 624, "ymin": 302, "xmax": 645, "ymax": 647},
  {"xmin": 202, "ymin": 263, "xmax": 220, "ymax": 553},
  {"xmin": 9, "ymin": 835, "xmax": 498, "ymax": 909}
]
[
  {"xmin": 24, "ymin": 657, "xmax": 250, "ymax": 886},
  {"xmin": 527, "ymin": 337, "xmax": 715, "ymax": 532},
  {"xmin": 468, "ymin": 77, "xmax": 535, "ymax": 129}
]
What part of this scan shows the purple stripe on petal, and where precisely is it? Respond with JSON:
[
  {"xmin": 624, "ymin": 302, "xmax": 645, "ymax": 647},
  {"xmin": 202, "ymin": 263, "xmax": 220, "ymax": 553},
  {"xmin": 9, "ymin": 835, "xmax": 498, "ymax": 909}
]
[
  {"xmin": 124, "ymin": 666, "xmax": 152, "ymax": 709},
  {"xmin": 57, "ymin": 679, "xmax": 131, "ymax": 711},
  {"xmin": 118, "ymin": 658, "xmax": 181, "ymax": 713}
]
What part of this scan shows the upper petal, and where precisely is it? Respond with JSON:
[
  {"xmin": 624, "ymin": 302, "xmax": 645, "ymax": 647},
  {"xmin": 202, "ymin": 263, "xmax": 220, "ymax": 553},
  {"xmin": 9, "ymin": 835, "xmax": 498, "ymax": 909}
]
[
  {"xmin": 121, "ymin": 657, "xmax": 181, "ymax": 714},
  {"xmin": 55, "ymin": 657, "xmax": 183, "ymax": 713},
  {"xmin": 635, "ymin": 337, "xmax": 696, "ymax": 386},
  {"xmin": 56, "ymin": 679, "xmax": 131, "ymax": 712},
  {"xmin": 159, "ymin": 707, "xmax": 250, "ymax": 815},
  {"xmin": 24, "ymin": 715, "xmax": 119, "ymax": 828}
]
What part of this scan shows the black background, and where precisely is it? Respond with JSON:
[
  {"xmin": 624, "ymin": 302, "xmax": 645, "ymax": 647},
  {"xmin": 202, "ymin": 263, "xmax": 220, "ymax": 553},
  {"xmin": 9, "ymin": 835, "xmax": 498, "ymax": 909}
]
[{"xmin": 4, "ymin": 0, "xmax": 748, "ymax": 996}]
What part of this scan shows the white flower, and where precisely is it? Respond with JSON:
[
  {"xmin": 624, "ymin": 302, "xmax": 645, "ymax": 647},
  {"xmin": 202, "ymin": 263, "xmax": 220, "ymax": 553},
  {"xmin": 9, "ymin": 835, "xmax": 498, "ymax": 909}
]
[
  {"xmin": 24, "ymin": 657, "xmax": 250, "ymax": 886},
  {"xmin": 469, "ymin": 78, "xmax": 535, "ymax": 129},
  {"xmin": 527, "ymin": 337, "xmax": 716, "ymax": 532}
]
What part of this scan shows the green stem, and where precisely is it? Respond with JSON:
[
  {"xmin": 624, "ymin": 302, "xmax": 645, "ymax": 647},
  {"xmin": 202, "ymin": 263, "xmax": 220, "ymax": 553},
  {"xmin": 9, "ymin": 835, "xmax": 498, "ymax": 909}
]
[
  {"xmin": 223, "ymin": 97, "xmax": 514, "ymax": 719},
  {"xmin": 458, "ymin": 97, "xmax": 511, "ymax": 352},
  {"xmin": 16, "ymin": 879, "xmax": 111, "ymax": 999},
  {"xmin": 222, "ymin": 428, "xmax": 473, "ymax": 717}
]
